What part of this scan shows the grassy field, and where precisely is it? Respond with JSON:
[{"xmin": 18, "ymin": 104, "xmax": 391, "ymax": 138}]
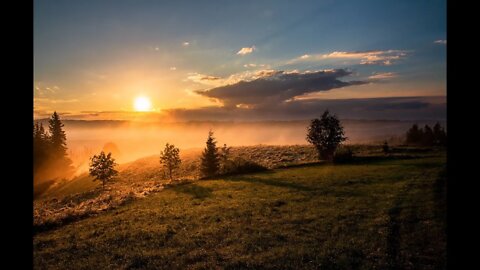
[{"xmin": 33, "ymin": 151, "xmax": 446, "ymax": 269}]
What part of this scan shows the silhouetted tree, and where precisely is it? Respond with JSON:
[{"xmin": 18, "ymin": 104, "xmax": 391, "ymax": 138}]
[
  {"xmin": 306, "ymin": 110, "xmax": 347, "ymax": 161},
  {"xmin": 33, "ymin": 122, "xmax": 50, "ymax": 173},
  {"xmin": 406, "ymin": 124, "xmax": 424, "ymax": 145},
  {"xmin": 89, "ymin": 151, "xmax": 118, "ymax": 190},
  {"xmin": 220, "ymin": 143, "xmax": 232, "ymax": 174},
  {"xmin": 382, "ymin": 141, "xmax": 390, "ymax": 154},
  {"xmin": 433, "ymin": 122, "xmax": 447, "ymax": 146},
  {"xmin": 159, "ymin": 143, "xmax": 181, "ymax": 181},
  {"xmin": 200, "ymin": 131, "xmax": 220, "ymax": 178},
  {"xmin": 48, "ymin": 112, "xmax": 68, "ymax": 159},
  {"xmin": 422, "ymin": 125, "xmax": 435, "ymax": 146}
]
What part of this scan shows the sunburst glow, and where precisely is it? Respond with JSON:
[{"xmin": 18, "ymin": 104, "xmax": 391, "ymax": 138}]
[{"xmin": 134, "ymin": 96, "xmax": 152, "ymax": 112}]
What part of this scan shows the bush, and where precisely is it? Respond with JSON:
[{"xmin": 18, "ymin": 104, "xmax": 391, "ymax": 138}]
[
  {"xmin": 333, "ymin": 146, "xmax": 354, "ymax": 163},
  {"xmin": 221, "ymin": 157, "xmax": 267, "ymax": 175}
]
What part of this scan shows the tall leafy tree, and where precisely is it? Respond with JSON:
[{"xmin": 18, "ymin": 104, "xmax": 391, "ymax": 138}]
[
  {"xmin": 306, "ymin": 110, "xmax": 346, "ymax": 161},
  {"xmin": 89, "ymin": 151, "xmax": 118, "ymax": 190},
  {"xmin": 200, "ymin": 131, "xmax": 220, "ymax": 178},
  {"xmin": 159, "ymin": 143, "xmax": 181, "ymax": 180}
]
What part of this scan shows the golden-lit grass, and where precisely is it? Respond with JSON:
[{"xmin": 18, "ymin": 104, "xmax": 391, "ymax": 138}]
[{"xmin": 34, "ymin": 150, "xmax": 446, "ymax": 269}]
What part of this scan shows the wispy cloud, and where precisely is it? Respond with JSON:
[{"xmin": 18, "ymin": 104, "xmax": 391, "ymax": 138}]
[
  {"xmin": 34, "ymin": 83, "xmax": 60, "ymax": 96},
  {"xmin": 434, "ymin": 39, "xmax": 447, "ymax": 45},
  {"xmin": 182, "ymin": 41, "xmax": 190, "ymax": 46},
  {"xmin": 289, "ymin": 50, "xmax": 408, "ymax": 66},
  {"xmin": 237, "ymin": 46, "xmax": 256, "ymax": 55},
  {"xmin": 34, "ymin": 98, "xmax": 79, "ymax": 104},
  {"xmin": 186, "ymin": 73, "xmax": 222, "ymax": 86},
  {"xmin": 170, "ymin": 67, "xmax": 177, "ymax": 71},
  {"xmin": 368, "ymin": 72, "xmax": 397, "ymax": 80}
]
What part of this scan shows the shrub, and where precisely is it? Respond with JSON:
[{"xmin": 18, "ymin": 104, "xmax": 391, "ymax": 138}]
[
  {"xmin": 333, "ymin": 146, "xmax": 354, "ymax": 163},
  {"xmin": 221, "ymin": 157, "xmax": 267, "ymax": 175}
]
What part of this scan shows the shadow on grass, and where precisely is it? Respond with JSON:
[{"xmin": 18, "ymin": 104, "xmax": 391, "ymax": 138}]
[
  {"xmin": 226, "ymin": 173, "xmax": 312, "ymax": 192},
  {"xmin": 173, "ymin": 184, "xmax": 213, "ymax": 199},
  {"xmin": 34, "ymin": 180, "xmax": 56, "ymax": 199},
  {"xmin": 344, "ymin": 155, "xmax": 421, "ymax": 165}
]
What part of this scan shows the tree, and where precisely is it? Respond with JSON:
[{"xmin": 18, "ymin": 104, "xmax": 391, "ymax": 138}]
[
  {"xmin": 89, "ymin": 151, "xmax": 118, "ymax": 190},
  {"xmin": 306, "ymin": 110, "xmax": 347, "ymax": 161},
  {"xmin": 382, "ymin": 141, "xmax": 390, "ymax": 154},
  {"xmin": 422, "ymin": 125, "xmax": 435, "ymax": 146},
  {"xmin": 200, "ymin": 130, "xmax": 220, "ymax": 178},
  {"xmin": 159, "ymin": 143, "xmax": 181, "ymax": 181},
  {"xmin": 219, "ymin": 143, "xmax": 232, "ymax": 174},
  {"xmin": 406, "ymin": 124, "xmax": 423, "ymax": 145},
  {"xmin": 433, "ymin": 122, "xmax": 447, "ymax": 146},
  {"xmin": 48, "ymin": 111, "xmax": 68, "ymax": 159},
  {"xmin": 33, "ymin": 122, "xmax": 49, "ymax": 173}
]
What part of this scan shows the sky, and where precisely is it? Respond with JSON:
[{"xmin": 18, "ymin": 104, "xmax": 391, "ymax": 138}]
[{"xmin": 34, "ymin": 0, "xmax": 446, "ymax": 121}]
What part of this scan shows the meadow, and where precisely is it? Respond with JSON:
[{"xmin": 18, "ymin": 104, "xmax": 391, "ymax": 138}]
[{"xmin": 33, "ymin": 145, "xmax": 446, "ymax": 269}]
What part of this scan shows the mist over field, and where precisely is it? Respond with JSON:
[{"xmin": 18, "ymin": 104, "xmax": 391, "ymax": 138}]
[{"xmin": 34, "ymin": 119, "xmax": 444, "ymax": 176}]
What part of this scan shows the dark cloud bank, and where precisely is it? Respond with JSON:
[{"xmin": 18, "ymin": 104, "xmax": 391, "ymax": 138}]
[
  {"xmin": 196, "ymin": 69, "xmax": 367, "ymax": 107},
  {"xmin": 181, "ymin": 69, "xmax": 444, "ymax": 121},
  {"xmin": 166, "ymin": 96, "xmax": 446, "ymax": 121}
]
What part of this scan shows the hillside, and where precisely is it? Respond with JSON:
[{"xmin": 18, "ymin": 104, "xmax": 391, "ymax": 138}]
[{"xmin": 34, "ymin": 150, "xmax": 446, "ymax": 269}]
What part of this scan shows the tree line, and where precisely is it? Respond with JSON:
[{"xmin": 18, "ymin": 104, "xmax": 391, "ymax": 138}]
[
  {"xmin": 405, "ymin": 123, "xmax": 447, "ymax": 146},
  {"xmin": 39, "ymin": 110, "xmax": 446, "ymax": 191},
  {"xmin": 33, "ymin": 112, "xmax": 74, "ymax": 183}
]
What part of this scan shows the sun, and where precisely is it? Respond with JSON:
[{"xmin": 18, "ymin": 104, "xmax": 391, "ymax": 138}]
[{"xmin": 134, "ymin": 96, "xmax": 152, "ymax": 112}]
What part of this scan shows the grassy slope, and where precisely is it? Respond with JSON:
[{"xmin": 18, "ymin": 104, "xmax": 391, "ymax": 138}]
[{"xmin": 34, "ymin": 154, "xmax": 446, "ymax": 269}]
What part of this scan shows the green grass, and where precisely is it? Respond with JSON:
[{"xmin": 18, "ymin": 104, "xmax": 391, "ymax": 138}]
[{"xmin": 34, "ymin": 153, "xmax": 446, "ymax": 269}]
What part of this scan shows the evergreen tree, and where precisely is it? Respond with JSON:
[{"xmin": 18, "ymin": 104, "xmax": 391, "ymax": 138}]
[
  {"xmin": 200, "ymin": 131, "xmax": 220, "ymax": 178},
  {"xmin": 159, "ymin": 143, "xmax": 181, "ymax": 180},
  {"xmin": 406, "ymin": 124, "xmax": 423, "ymax": 145},
  {"xmin": 220, "ymin": 143, "xmax": 232, "ymax": 174},
  {"xmin": 33, "ymin": 122, "xmax": 50, "ymax": 173},
  {"xmin": 48, "ymin": 111, "xmax": 68, "ymax": 159},
  {"xmin": 382, "ymin": 141, "xmax": 390, "ymax": 154},
  {"xmin": 433, "ymin": 122, "xmax": 447, "ymax": 146},
  {"xmin": 306, "ymin": 110, "xmax": 347, "ymax": 161},
  {"xmin": 422, "ymin": 125, "xmax": 435, "ymax": 146}
]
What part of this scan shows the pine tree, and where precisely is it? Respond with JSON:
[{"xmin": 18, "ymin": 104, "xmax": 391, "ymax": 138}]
[
  {"xmin": 433, "ymin": 122, "xmax": 447, "ymax": 146},
  {"xmin": 406, "ymin": 124, "xmax": 423, "ymax": 145},
  {"xmin": 422, "ymin": 125, "xmax": 435, "ymax": 146},
  {"xmin": 48, "ymin": 111, "xmax": 68, "ymax": 159},
  {"xmin": 200, "ymin": 131, "xmax": 220, "ymax": 178},
  {"xmin": 33, "ymin": 122, "xmax": 50, "ymax": 173},
  {"xmin": 220, "ymin": 143, "xmax": 231, "ymax": 174},
  {"xmin": 159, "ymin": 143, "xmax": 181, "ymax": 181}
]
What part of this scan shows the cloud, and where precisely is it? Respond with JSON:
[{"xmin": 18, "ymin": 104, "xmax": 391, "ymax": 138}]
[
  {"xmin": 186, "ymin": 73, "xmax": 222, "ymax": 86},
  {"xmin": 162, "ymin": 96, "xmax": 446, "ymax": 121},
  {"xmin": 237, "ymin": 46, "xmax": 256, "ymax": 55},
  {"xmin": 368, "ymin": 72, "xmax": 397, "ymax": 80},
  {"xmin": 290, "ymin": 50, "xmax": 408, "ymax": 66},
  {"xmin": 182, "ymin": 41, "xmax": 190, "ymax": 46},
  {"xmin": 34, "ymin": 83, "xmax": 59, "ymax": 96},
  {"xmin": 195, "ymin": 69, "xmax": 367, "ymax": 107},
  {"xmin": 434, "ymin": 39, "xmax": 447, "ymax": 45},
  {"xmin": 170, "ymin": 67, "xmax": 177, "ymax": 71},
  {"xmin": 34, "ymin": 98, "xmax": 79, "ymax": 104}
]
